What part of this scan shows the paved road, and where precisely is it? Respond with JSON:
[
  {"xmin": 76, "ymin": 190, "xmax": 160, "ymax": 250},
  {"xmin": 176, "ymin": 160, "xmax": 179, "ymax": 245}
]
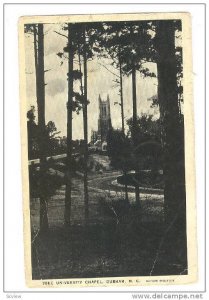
[
  {"xmin": 30, "ymin": 170, "xmax": 164, "ymax": 230},
  {"xmin": 30, "ymin": 154, "xmax": 164, "ymax": 229}
]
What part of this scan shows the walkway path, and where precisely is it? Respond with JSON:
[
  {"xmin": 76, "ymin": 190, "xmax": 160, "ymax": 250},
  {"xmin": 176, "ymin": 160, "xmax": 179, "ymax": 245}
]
[{"xmin": 30, "ymin": 171, "xmax": 164, "ymax": 231}]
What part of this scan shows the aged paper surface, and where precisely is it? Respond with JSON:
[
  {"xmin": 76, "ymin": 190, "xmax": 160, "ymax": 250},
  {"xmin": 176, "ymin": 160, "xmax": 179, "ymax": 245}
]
[{"xmin": 19, "ymin": 12, "xmax": 197, "ymax": 288}]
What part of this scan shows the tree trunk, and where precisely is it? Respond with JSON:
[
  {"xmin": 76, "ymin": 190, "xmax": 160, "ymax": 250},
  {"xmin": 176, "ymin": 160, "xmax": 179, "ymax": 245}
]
[
  {"xmin": 131, "ymin": 65, "xmax": 140, "ymax": 207},
  {"xmin": 36, "ymin": 24, "xmax": 49, "ymax": 232},
  {"xmin": 64, "ymin": 23, "xmax": 74, "ymax": 226},
  {"xmin": 119, "ymin": 59, "xmax": 129, "ymax": 203},
  {"xmin": 155, "ymin": 20, "xmax": 187, "ymax": 267},
  {"xmin": 155, "ymin": 20, "xmax": 186, "ymax": 222},
  {"xmin": 83, "ymin": 26, "xmax": 89, "ymax": 223},
  {"xmin": 119, "ymin": 60, "xmax": 125, "ymax": 135}
]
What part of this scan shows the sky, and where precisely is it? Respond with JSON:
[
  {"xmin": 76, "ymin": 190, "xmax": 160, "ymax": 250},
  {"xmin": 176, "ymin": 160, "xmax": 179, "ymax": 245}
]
[{"xmin": 24, "ymin": 24, "xmax": 159, "ymax": 141}]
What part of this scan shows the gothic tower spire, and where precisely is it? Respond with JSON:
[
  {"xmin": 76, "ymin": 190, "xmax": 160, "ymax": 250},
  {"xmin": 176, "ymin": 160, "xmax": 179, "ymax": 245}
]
[{"xmin": 97, "ymin": 94, "xmax": 112, "ymax": 142}]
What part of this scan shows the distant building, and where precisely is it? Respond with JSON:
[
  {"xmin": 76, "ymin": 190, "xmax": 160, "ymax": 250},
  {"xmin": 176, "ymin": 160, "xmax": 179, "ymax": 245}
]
[
  {"xmin": 98, "ymin": 94, "xmax": 112, "ymax": 142},
  {"xmin": 90, "ymin": 94, "xmax": 112, "ymax": 152}
]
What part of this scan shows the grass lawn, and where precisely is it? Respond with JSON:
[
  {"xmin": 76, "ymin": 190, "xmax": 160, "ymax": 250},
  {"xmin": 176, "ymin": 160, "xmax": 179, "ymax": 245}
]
[{"xmin": 31, "ymin": 193, "xmax": 187, "ymax": 280}]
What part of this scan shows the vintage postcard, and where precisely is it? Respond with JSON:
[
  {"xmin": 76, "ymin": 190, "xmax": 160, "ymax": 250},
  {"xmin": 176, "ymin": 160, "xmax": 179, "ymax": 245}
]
[{"xmin": 18, "ymin": 12, "xmax": 197, "ymax": 288}]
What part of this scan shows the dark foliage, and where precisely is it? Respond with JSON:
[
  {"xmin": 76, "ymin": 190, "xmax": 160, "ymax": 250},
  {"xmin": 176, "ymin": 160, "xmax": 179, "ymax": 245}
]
[{"xmin": 29, "ymin": 164, "xmax": 64, "ymax": 199}]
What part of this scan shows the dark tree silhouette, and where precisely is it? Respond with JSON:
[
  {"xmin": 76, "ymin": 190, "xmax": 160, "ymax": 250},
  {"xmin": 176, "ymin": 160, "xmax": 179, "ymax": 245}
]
[
  {"xmin": 36, "ymin": 24, "xmax": 49, "ymax": 233},
  {"xmin": 25, "ymin": 24, "xmax": 50, "ymax": 232},
  {"xmin": 64, "ymin": 23, "xmax": 74, "ymax": 226},
  {"xmin": 155, "ymin": 20, "xmax": 186, "ymax": 222},
  {"xmin": 82, "ymin": 24, "xmax": 89, "ymax": 222},
  {"xmin": 107, "ymin": 129, "xmax": 132, "ymax": 171},
  {"xmin": 155, "ymin": 20, "xmax": 187, "ymax": 268}
]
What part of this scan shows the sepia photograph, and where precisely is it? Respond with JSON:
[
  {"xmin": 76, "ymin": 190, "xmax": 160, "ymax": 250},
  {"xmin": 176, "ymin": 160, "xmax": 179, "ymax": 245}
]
[{"xmin": 18, "ymin": 12, "xmax": 196, "ymax": 288}]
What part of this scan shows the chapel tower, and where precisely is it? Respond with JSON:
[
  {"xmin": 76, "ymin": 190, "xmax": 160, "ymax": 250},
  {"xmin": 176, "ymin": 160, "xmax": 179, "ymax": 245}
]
[{"xmin": 98, "ymin": 94, "xmax": 112, "ymax": 142}]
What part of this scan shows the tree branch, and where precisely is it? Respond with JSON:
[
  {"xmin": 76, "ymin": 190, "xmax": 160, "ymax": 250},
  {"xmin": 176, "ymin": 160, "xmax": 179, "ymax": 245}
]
[
  {"xmin": 54, "ymin": 30, "xmax": 68, "ymax": 39},
  {"xmin": 97, "ymin": 62, "xmax": 120, "ymax": 78}
]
